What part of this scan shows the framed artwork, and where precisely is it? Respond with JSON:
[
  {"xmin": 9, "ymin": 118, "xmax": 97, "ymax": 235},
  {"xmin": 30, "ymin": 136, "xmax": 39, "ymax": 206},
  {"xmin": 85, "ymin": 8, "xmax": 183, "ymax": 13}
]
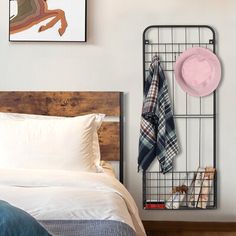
[{"xmin": 9, "ymin": 0, "xmax": 87, "ymax": 42}]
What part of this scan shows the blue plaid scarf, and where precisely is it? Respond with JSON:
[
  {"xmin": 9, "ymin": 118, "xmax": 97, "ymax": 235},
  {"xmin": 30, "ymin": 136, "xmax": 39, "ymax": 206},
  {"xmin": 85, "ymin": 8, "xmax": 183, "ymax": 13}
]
[{"xmin": 138, "ymin": 56, "xmax": 179, "ymax": 173}]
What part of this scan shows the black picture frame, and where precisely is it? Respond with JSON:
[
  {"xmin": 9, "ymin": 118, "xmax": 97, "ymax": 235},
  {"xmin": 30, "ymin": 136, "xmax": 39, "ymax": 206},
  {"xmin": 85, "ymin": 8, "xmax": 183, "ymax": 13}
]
[{"xmin": 9, "ymin": 0, "xmax": 87, "ymax": 42}]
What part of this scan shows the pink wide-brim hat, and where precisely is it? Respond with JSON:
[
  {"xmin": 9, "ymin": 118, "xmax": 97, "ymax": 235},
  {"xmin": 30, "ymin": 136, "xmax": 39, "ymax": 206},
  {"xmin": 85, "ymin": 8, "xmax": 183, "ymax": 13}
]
[{"xmin": 174, "ymin": 47, "xmax": 221, "ymax": 97}]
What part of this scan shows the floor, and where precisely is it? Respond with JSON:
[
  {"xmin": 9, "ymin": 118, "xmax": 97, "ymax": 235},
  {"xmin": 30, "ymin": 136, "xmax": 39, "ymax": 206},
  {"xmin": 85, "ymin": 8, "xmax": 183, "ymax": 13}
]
[{"xmin": 146, "ymin": 232, "xmax": 236, "ymax": 236}]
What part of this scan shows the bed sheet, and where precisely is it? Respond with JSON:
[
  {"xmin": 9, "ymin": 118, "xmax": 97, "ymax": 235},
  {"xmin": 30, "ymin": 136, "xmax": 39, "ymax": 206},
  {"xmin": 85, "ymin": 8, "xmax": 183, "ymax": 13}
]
[{"xmin": 0, "ymin": 169, "xmax": 146, "ymax": 236}]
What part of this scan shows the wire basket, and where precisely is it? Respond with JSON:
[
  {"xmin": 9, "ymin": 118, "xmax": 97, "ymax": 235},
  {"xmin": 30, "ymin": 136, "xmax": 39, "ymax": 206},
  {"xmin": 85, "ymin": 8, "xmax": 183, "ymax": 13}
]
[{"xmin": 143, "ymin": 170, "xmax": 216, "ymax": 210}]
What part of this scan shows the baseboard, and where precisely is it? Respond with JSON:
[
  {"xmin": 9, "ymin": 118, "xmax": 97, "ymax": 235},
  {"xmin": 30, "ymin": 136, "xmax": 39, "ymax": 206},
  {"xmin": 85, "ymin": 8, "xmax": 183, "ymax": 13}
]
[{"xmin": 142, "ymin": 221, "xmax": 236, "ymax": 232}]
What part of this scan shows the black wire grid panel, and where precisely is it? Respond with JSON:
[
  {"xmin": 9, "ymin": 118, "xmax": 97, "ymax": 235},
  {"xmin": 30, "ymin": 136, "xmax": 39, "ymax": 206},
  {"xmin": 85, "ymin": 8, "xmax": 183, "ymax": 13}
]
[{"xmin": 142, "ymin": 25, "xmax": 217, "ymax": 210}]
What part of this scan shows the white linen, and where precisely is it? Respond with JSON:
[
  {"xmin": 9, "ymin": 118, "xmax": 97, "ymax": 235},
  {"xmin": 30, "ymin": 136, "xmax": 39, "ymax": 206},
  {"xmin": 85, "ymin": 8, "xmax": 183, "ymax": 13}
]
[
  {"xmin": 0, "ymin": 169, "xmax": 146, "ymax": 236},
  {"xmin": 99, "ymin": 161, "xmax": 116, "ymax": 177},
  {"xmin": 92, "ymin": 114, "xmax": 105, "ymax": 171},
  {"xmin": 0, "ymin": 113, "xmax": 102, "ymax": 172}
]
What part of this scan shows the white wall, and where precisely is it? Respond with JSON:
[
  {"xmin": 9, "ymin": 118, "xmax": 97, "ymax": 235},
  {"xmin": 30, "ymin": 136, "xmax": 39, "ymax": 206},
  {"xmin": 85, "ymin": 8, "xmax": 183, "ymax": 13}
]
[{"xmin": 1, "ymin": 0, "xmax": 236, "ymax": 221}]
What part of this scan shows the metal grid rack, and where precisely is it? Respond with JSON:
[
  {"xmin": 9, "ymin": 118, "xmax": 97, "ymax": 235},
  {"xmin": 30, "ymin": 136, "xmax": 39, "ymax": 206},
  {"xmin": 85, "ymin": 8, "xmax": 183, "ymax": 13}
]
[{"xmin": 142, "ymin": 25, "xmax": 217, "ymax": 210}]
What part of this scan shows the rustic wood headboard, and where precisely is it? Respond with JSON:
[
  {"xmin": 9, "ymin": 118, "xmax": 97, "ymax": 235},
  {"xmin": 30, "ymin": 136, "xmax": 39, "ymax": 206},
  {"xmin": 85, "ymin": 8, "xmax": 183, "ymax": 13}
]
[{"xmin": 0, "ymin": 92, "xmax": 124, "ymax": 182}]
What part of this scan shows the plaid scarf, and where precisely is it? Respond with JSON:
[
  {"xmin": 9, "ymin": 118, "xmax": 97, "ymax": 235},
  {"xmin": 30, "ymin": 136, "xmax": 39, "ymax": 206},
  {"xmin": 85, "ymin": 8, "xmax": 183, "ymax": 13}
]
[{"xmin": 138, "ymin": 56, "xmax": 179, "ymax": 173}]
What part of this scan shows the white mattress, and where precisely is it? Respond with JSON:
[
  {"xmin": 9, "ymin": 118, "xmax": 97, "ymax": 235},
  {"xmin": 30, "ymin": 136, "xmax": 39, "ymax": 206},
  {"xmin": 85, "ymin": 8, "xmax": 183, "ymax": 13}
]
[{"xmin": 0, "ymin": 169, "xmax": 146, "ymax": 236}]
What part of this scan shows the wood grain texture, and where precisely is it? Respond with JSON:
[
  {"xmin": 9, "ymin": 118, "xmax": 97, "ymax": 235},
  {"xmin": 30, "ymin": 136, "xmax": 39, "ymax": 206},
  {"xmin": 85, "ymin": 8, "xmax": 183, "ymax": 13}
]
[
  {"xmin": 0, "ymin": 92, "xmax": 121, "ymax": 116},
  {"xmin": 143, "ymin": 221, "xmax": 236, "ymax": 235},
  {"xmin": 146, "ymin": 232, "xmax": 236, "ymax": 236},
  {"xmin": 99, "ymin": 122, "xmax": 120, "ymax": 161},
  {"xmin": 0, "ymin": 92, "xmax": 122, "ymax": 161}
]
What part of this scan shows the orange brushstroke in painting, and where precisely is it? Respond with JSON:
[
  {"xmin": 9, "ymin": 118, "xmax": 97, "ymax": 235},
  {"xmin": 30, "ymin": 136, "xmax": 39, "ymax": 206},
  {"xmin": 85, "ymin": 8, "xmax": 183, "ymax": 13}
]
[{"xmin": 10, "ymin": 0, "xmax": 68, "ymax": 36}]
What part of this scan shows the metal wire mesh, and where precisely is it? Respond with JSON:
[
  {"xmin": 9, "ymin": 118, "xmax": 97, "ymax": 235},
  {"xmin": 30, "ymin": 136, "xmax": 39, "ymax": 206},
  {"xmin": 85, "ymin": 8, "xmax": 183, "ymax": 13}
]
[{"xmin": 142, "ymin": 25, "xmax": 217, "ymax": 210}]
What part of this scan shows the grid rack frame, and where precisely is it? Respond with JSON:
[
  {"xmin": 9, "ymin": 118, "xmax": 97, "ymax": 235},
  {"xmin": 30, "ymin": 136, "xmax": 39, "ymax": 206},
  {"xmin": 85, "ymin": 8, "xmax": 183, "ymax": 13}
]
[{"xmin": 142, "ymin": 25, "xmax": 217, "ymax": 210}]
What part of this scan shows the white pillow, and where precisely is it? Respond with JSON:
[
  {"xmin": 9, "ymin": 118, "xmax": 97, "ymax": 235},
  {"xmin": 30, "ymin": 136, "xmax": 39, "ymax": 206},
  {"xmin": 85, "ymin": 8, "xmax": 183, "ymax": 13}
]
[
  {"xmin": 0, "ymin": 113, "xmax": 104, "ymax": 172},
  {"xmin": 92, "ymin": 114, "xmax": 105, "ymax": 171}
]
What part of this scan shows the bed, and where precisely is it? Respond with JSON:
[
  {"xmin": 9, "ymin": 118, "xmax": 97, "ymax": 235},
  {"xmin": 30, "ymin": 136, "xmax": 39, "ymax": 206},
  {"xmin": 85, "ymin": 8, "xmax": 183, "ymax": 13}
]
[{"xmin": 0, "ymin": 92, "xmax": 146, "ymax": 236}]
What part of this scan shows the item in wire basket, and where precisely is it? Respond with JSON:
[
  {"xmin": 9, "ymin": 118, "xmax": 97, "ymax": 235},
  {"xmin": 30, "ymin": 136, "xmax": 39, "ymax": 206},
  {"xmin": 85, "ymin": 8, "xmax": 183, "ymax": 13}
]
[
  {"xmin": 165, "ymin": 192, "xmax": 182, "ymax": 209},
  {"xmin": 145, "ymin": 200, "xmax": 165, "ymax": 209},
  {"xmin": 165, "ymin": 177, "xmax": 190, "ymax": 209},
  {"xmin": 186, "ymin": 173, "xmax": 197, "ymax": 207},
  {"xmin": 197, "ymin": 167, "xmax": 215, "ymax": 209},
  {"xmin": 172, "ymin": 185, "xmax": 188, "ymax": 194},
  {"xmin": 188, "ymin": 168, "xmax": 205, "ymax": 208}
]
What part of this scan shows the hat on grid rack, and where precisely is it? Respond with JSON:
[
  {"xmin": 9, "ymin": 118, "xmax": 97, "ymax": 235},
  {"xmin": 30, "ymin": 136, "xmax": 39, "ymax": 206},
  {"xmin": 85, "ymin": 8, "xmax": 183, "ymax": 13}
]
[{"xmin": 174, "ymin": 47, "xmax": 221, "ymax": 97}]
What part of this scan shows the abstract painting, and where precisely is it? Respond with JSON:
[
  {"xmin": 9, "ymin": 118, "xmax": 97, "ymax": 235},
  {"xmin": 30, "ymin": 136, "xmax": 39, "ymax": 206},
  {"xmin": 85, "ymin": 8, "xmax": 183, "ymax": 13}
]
[{"xmin": 9, "ymin": 0, "xmax": 87, "ymax": 42}]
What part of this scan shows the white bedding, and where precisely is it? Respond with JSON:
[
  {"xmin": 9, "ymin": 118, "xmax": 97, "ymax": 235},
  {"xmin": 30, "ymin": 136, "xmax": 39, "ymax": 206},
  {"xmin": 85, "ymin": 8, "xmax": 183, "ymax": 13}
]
[{"xmin": 0, "ymin": 169, "xmax": 146, "ymax": 236}]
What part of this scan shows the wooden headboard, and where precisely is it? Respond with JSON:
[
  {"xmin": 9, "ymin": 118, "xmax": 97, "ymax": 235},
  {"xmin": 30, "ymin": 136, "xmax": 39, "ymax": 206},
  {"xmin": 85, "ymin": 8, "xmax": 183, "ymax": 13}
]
[{"xmin": 0, "ymin": 92, "xmax": 124, "ymax": 182}]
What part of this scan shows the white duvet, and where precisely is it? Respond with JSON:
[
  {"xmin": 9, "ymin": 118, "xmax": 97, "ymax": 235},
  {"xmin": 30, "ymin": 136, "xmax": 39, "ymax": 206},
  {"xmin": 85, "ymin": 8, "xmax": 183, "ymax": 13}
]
[{"xmin": 0, "ymin": 169, "xmax": 146, "ymax": 236}]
